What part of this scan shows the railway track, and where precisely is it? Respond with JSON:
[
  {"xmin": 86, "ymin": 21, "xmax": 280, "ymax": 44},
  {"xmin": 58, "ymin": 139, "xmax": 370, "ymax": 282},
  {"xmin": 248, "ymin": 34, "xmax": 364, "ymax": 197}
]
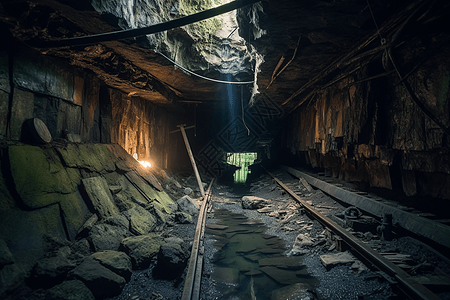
[
  {"xmin": 181, "ymin": 167, "xmax": 449, "ymax": 300},
  {"xmin": 181, "ymin": 178, "xmax": 214, "ymax": 300},
  {"xmin": 265, "ymin": 166, "xmax": 445, "ymax": 300}
]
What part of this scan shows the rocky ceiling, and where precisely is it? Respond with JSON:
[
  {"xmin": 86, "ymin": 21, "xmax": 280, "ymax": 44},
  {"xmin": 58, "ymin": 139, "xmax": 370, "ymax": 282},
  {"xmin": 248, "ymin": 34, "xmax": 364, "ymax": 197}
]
[{"xmin": 0, "ymin": 0, "xmax": 448, "ymax": 112}]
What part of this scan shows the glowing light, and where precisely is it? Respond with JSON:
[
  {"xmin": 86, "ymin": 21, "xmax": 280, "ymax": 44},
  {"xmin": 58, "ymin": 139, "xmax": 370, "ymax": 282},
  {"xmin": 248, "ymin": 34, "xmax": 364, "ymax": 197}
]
[
  {"xmin": 138, "ymin": 160, "xmax": 151, "ymax": 168},
  {"xmin": 132, "ymin": 153, "xmax": 152, "ymax": 168}
]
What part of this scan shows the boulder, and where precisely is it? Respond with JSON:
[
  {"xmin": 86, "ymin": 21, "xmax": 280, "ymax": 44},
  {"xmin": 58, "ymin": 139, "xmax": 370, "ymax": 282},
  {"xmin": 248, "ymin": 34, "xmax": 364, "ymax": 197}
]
[
  {"xmin": 319, "ymin": 251, "xmax": 355, "ymax": 269},
  {"xmin": 241, "ymin": 196, "xmax": 269, "ymax": 209},
  {"xmin": 76, "ymin": 214, "xmax": 98, "ymax": 239},
  {"xmin": 82, "ymin": 177, "xmax": 119, "ymax": 219},
  {"xmin": 91, "ymin": 250, "xmax": 132, "ymax": 282},
  {"xmin": 177, "ymin": 195, "xmax": 199, "ymax": 215},
  {"xmin": 69, "ymin": 258, "xmax": 126, "ymax": 299},
  {"xmin": 153, "ymin": 237, "xmax": 189, "ymax": 279},
  {"xmin": 174, "ymin": 212, "xmax": 193, "ymax": 224},
  {"xmin": 288, "ymin": 234, "xmax": 314, "ymax": 256},
  {"xmin": 46, "ymin": 279, "xmax": 95, "ymax": 300},
  {"xmin": 123, "ymin": 206, "xmax": 157, "ymax": 235},
  {"xmin": 28, "ymin": 246, "xmax": 76, "ymax": 288},
  {"xmin": 120, "ymin": 234, "xmax": 163, "ymax": 270},
  {"xmin": 0, "ymin": 239, "xmax": 14, "ymax": 268},
  {"xmin": 89, "ymin": 223, "xmax": 128, "ymax": 252},
  {"xmin": 184, "ymin": 187, "xmax": 193, "ymax": 195},
  {"xmin": 105, "ymin": 214, "xmax": 129, "ymax": 230}
]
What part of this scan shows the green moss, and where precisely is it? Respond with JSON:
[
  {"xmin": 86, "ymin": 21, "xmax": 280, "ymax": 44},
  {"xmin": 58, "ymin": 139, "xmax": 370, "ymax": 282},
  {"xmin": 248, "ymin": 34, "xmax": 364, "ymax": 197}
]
[
  {"xmin": 56, "ymin": 144, "xmax": 115, "ymax": 173},
  {"xmin": 179, "ymin": 0, "xmax": 223, "ymax": 40},
  {"xmin": 153, "ymin": 191, "xmax": 175, "ymax": 214},
  {"xmin": 0, "ymin": 164, "xmax": 15, "ymax": 210},
  {"xmin": 27, "ymin": 203, "xmax": 65, "ymax": 236},
  {"xmin": 59, "ymin": 193, "xmax": 85, "ymax": 232},
  {"xmin": 9, "ymin": 146, "xmax": 78, "ymax": 209}
]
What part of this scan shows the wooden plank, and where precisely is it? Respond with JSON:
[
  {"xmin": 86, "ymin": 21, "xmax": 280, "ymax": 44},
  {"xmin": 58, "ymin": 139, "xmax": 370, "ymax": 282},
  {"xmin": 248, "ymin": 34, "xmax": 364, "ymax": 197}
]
[{"xmin": 281, "ymin": 166, "xmax": 450, "ymax": 250}]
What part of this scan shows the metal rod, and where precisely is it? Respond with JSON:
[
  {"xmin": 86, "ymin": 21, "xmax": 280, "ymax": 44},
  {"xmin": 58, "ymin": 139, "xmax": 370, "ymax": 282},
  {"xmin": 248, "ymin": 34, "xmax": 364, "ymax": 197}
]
[
  {"xmin": 178, "ymin": 124, "xmax": 205, "ymax": 198},
  {"xmin": 265, "ymin": 167, "xmax": 440, "ymax": 300},
  {"xmin": 181, "ymin": 179, "xmax": 214, "ymax": 300}
]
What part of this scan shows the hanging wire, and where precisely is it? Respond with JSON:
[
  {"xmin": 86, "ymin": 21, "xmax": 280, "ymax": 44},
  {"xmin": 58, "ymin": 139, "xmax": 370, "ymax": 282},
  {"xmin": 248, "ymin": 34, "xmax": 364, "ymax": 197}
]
[
  {"xmin": 366, "ymin": 0, "xmax": 386, "ymax": 45},
  {"xmin": 241, "ymin": 85, "xmax": 251, "ymax": 135},
  {"xmin": 157, "ymin": 51, "xmax": 254, "ymax": 85}
]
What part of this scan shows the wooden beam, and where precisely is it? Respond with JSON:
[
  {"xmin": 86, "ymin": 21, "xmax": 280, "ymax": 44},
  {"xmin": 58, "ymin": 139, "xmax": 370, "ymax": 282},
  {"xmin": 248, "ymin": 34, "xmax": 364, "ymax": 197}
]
[{"xmin": 281, "ymin": 166, "xmax": 450, "ymax": 250}]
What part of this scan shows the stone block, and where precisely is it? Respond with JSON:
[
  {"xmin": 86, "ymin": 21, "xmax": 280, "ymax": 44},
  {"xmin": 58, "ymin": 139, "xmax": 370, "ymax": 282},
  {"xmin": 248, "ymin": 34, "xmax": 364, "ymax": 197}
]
[
  {"xmin": 10, "ymin": 88, "xmax": 34, "ymax": 141},
  {"xmin": 69, "ymin": 258, "xmax": 126, "ymax": 299},
  {"xmin": 120, "ymin": 234, "xmax": 163, "ymax": 270},
  {"xmin": 82, "ymin": 177, "xmax": 119, "ymax": 219},
  {"xmin": 123, "ymin": 205, "xmax": 157, "ymax": 235},
  {"xmin": 90, "ymin": 250, "xmax": 132, "ymax": 282},
  {"xmin": 57, "ymin": 144, "xmax": 115, "ymax": 173},
  {"xmin": 0, "ymin": 91, "xmax": 8, "ymax": 138},
  {"xmin": 0, "ymin": 49, "xmax": 9, "ymax": 93},
  {"xmin": 46, "ymin": 280, "xmax": 95, "ymax": 300},
  {"xmin": 320, "ymin": 251, "xmax": 355, "ymax": 269},
  {"xmin": 89, "ymin": 223, "xmax": 128, "ymax": 252},
  {"xmin": 9, "ymin": 145, "xmax": 79, "ymax": 208}
]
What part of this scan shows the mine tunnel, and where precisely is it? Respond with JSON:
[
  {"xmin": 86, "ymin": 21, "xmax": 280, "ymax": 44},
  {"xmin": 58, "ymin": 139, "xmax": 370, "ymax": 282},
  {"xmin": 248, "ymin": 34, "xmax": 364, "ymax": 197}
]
[{"xmin": 1, "ymin": 0, "xmax": 450, "ymax": 299}]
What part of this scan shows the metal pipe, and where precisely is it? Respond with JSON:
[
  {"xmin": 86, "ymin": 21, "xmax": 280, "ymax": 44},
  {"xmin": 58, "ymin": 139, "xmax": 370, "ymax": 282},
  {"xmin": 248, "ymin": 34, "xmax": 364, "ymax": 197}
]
[
  {"xmin": 31, "ymin": 0, "xmax": 261, "ymax": 48},
  {"xmin": 178, "ymin": 124, "xmax": 205, "ymax": 198}
]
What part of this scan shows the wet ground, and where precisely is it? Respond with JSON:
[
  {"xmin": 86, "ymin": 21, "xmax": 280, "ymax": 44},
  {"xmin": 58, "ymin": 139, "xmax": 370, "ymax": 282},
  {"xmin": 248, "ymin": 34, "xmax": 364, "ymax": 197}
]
[
  {"xmin": 201, "ymin": 178, "xmax": 392, "ymax": 300},
  {"xmin": 109, "ymin": 169, "xmax": 450, "ymax": 300}
]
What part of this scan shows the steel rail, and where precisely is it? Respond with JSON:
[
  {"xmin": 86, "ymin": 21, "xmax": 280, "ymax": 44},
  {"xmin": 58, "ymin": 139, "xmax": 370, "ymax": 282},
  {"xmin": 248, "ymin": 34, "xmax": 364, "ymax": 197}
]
[
  {"xmin": 181, "ymin": 178, "xmax": 215, "ymax": 300},
  {"xmin": 264, "ymin": 168, "xmax": 441, "ymax": 300},
  {"xmin": 281, "ymin": 165, "xmax": 450, "ymax": 250}
]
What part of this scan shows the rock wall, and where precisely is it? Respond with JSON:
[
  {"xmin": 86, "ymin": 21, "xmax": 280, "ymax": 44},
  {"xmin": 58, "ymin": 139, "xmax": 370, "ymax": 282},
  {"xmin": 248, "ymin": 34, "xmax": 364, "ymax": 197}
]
[
  {"xmin": 91, "ymin": 0, "xmax": 258, "ymax": 78},
  {"xmin": 0, "ymin": 143, "xmax": 180, "ymax": 296},
  {"xmin": 0, "ymin": 41, "xmax": 179, "ymax": 168},
  {"xmin": 281, "ymin": 45, "xmax": 450, "ymax": 199},
  {"xmin": 0, "ymin": 38, "xmax": 191, "ymax": 297}
]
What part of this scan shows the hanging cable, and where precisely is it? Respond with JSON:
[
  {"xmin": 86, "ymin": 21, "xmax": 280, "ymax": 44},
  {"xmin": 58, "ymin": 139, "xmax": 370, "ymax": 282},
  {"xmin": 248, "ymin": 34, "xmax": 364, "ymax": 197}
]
[
  {"xmin": 29, "ymin": 0, "xmax": 261, "ymax": 48},
  {"xmin": 157, "ymin": 51, "xmax": 254, "ymax": 84},
  {"xmin": 366, "ymin": 0, "xmax": 386, "ymax": 45},
  {"xmin": 241, "ymin": 85, "xmax": 251, "ymax": 135}
]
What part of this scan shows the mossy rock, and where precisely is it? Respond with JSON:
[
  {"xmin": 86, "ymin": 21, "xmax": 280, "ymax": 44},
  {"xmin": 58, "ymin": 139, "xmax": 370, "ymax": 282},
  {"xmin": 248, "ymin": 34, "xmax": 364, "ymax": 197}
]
[
  {"xmin": 56, "ymin": 144, "xmax": 115, "ymax": 173},
  {"xmin": 9, "ymin": 146, "xmax": 79, "ymax": 209},
  {"xmin": 125, "ymin": 171, "xmax": 174, "ymax": 214},
  {"xmin": 153, "ymin": 191, "xmax": 175, "ymax": 214},
  {"xmin": 0, "ymin": 162, "xmax": 15, "ymax": 210},
  {"xmin": 59, "ymin": 192, "xmax": 90, "ymax": 241}
]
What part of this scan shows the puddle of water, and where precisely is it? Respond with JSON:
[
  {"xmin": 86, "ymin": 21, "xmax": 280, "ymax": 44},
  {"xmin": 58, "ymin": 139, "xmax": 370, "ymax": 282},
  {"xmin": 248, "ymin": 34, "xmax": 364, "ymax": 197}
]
[{"xmin": 206, "ymin": 209, "xmax": 318, "ymax": 300}]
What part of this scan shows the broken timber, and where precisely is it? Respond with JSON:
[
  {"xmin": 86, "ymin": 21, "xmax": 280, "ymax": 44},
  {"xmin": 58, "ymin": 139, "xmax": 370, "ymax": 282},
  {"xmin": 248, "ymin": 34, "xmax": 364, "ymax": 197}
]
[
  {"xmin": 281, "ymin": 165, "xmax": 450, "ymax": 250},
  {"xmin": 178, "ymin": 124, "xmax": 205, "ymax": 198}
]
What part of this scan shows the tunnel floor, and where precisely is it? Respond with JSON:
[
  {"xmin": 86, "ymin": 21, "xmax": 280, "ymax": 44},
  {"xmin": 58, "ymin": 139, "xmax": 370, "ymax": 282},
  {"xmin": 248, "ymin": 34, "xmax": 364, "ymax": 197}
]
[{"xmin": 104, "ymin": 169, "xmax": 450, "ymax": 300}]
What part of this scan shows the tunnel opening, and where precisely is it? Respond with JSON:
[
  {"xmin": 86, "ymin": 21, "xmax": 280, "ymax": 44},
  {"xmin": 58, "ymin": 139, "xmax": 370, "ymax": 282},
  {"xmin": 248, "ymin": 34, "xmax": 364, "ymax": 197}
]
[{"xmin": 227, "ymin": 152, "xmax": 257, "ymax": 184}]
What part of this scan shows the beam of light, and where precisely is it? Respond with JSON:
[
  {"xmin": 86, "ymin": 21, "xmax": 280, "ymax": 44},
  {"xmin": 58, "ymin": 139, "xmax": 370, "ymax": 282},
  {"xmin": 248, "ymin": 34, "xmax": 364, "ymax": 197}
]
[{"xmin": 226, "ymin": 73, "xmax": 235, "ymax": 122}]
